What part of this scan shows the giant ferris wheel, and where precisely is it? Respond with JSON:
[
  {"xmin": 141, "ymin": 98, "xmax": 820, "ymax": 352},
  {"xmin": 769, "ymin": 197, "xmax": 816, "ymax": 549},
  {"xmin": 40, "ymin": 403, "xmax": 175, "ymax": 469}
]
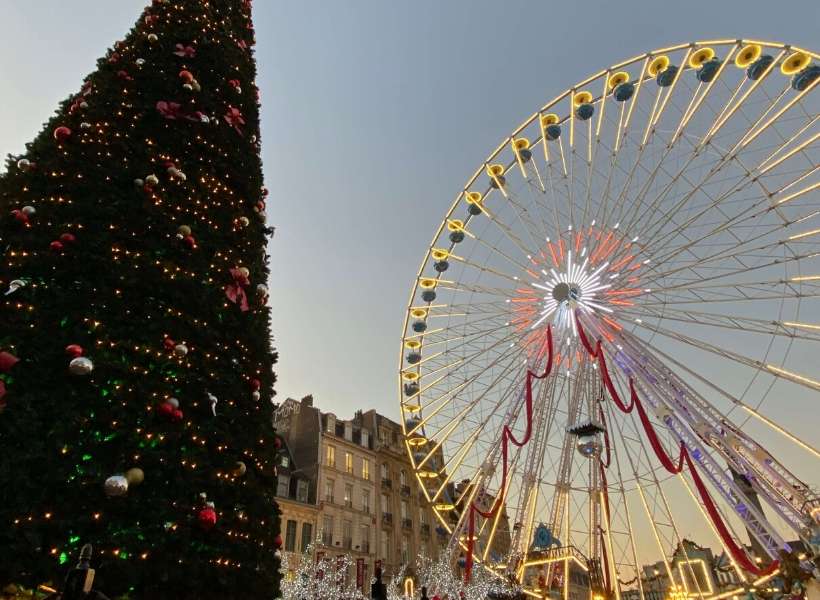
[{"xmin": 398, "ymin": 40, "xmax": 820, "ymax": 598}]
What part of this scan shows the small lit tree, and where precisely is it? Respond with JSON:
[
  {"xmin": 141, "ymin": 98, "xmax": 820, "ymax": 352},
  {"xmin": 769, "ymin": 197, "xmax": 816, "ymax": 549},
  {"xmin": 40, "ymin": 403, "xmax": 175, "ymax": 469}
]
[{"xmin": 279, "ymin": 543, "xmax": 367, "ymax": 600}]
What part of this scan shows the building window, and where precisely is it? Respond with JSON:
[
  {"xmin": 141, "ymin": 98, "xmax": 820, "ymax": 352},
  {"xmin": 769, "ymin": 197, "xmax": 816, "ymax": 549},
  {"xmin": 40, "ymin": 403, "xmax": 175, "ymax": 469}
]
[
  {"xmin": 401, "ymin": 536, "xmax": 410, "ymax": 564},
  {"xmin": 400, "ymin": 470, "xmax": 407, "ymax": 486},
  {"xmin": 381, "ymin": 463, "xmax": 389, "ymax": 479},
  {"xmin": 362, "ymin": 458, "xmax": 370, "ymax": 480},
  {"xmin": 325, "ymin": 479, "xmax": 334, "ymax": 503},
  {"xmin": 300, "ymin": 522, "xmax": 313, "ymax": 552},
  {"xmin": 297, "ymin": 479, "xmax": 309, "ymax": 503},
  {"xmin": 277, "ymin": 475, "xmax": 290, "ymax": 497},
  {"xmin": 345, "ymin": 452, "xmax": 353, "ymax": 474},
  {"xmin": 344, "ymin": 483, "xmax": 353, "ymax": 508},
  {"xmin": 322, "ymin": 516, "xmax": 333, "ymax": 546},
  {"xmin": 285, "ymin": 520, "xmax": 297, "ymax": 552},
  {"xmin": 419, "ymin": 508, "xmax": 427, "ymax": 524},
  {"xmin": 343, "ymin": 519, "xmax": 353, "ymax": 550},
  {"xmin": 381, "ymin": 492, "xmax": 390, "ymax": 514},
  {"xmin": 401, "ymin": 500, "xmax": 408, "ymax": 520},
  {"xmin": 326, "ymin": 444, "xmax": 335, "ymax": 467},
  {"xmin": 362, "ymin": 491, "xmax": 370, "ymax": 514},
  {"xmin": 360, "ymin": 524, "xmax": 370, "ymax": 553},
  {"xmin": 381, "ymin": 532, "xmax": 390, "ymax": 561},
  {"xmin": 280, "ymin": 455, "xmax": 290, "ymax": 468}
]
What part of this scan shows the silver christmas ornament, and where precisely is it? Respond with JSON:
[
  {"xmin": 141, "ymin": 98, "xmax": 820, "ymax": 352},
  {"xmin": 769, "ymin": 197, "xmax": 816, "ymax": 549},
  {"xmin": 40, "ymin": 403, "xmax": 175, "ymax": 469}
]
[
  {"xmin": 17, "ymin": 158, "xmax": 31, "ymax": 171},
  {"xmin": 145, "ymin": 174, "xmax": 159, "ymax": 186},
  {"xmin": 135, "ymin": 58, "xmax": 146, "ymax": 66},
  {"xmin": 167, "ymin": 397, "xmax": 179, "ymax": 409},
  {"xmin": 69, "ymin": 356, "xmax": 94, "ymax": 376},
  {"xmin": 133, "ymin": 178, "xmax": 144, "ymax": 187},
  {"xmin": 173, "ymin": 343, "xmax": 188, "ymax": 356},
  {"xmin": 104, "ymin": 475, "xmax": 129, "ymax": 497},
  {"xmin": 21, "ymin": 206, "xmax": 36, "ymax": 216},
  {"xmin": 251, "ymin": 390, "xmax": 261, "ymax": 401},
  {"xmin": 80, "ymin": 122, "xmax": 91, "ymax": 129}
]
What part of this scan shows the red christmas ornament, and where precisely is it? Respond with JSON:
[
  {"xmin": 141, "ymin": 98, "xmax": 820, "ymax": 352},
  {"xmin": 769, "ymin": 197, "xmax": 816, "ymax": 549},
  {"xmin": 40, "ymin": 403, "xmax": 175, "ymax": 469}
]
[
  {"xmin": 250, "ymin": 378, "xmax": 261, "ymax": 391},
  {"xmin": 178, "ymin": 70, "xmax": 194, "ymax": 83},
  {"xmin": 157, "ymin": 402, "xmax": 174, "ymax": 418},
  {"xmin": 117, "ymin": 70, "xmax": 133, "ymax": 81},
  {"xmin": 172, "ymin": 408, "xmax": 184, "ymax": 422},
  {"xmin": 65, "ymin": 344, "xmax": 84, "ymax": 358},
  {"xmin": 163, "ymin": 338, "xmax": 176, "ymax": 351},
  {"xmin": 50, "ymin": 241, "xmax": 64, "ymax": 252},
  {"xmin": 183, "ymin": 235, "xmax": 196, "ymax": 249},
  {"xmin": 273, "ymin": 436, "xmax": 282, "ymax": 450},
  {"xmin": 197, "ymin": 506, "xmax": 217, "ymax": 530},
  {"xmin": 11, "ymin": 210, "xmax": 29, "ymax": 224},
  {"xmin": 53, "ymin": 126, "xmax": 72, "ymax": 142},
  {"xmin": 59, "ymin": 232, "xmax": 76, "ymax": 244},
  {"xmin": 273, "ymin": 533, "xmax": 283, "ymax": 548},
  {"xmin": 0, "ymin": 351, "xmax": 20, "ymax": 373}
]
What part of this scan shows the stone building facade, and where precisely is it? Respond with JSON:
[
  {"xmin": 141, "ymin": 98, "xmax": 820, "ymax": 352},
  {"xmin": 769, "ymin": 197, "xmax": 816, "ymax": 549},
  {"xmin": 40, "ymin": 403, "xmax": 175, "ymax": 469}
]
[{"xmin": 273, "ymin": 395, "xmax": 447, "ymax": 594}]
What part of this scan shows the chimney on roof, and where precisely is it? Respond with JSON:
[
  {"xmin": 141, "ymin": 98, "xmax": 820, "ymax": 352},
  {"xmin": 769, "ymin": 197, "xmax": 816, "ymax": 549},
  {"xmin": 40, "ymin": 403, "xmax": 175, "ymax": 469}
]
[{"xmin": 301, "ymin": 394, "xmax": 313, "ymax": 407}]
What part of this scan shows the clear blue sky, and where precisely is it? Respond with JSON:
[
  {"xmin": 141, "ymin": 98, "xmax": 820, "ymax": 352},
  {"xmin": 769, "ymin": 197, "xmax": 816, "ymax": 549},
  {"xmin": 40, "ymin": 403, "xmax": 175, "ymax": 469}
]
[{"xmin": 1, "ymin": 0, "xmax": 818, "ymax": 426}]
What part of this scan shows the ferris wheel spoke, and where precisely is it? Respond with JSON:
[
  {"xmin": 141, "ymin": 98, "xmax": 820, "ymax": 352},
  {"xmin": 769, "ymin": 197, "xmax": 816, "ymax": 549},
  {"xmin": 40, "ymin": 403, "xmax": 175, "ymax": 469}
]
[
  {"xmin": 629, "ymin": 318, "xmax": 820, "ymax": 392},
  {"xmin": 617, "ymin": 305, "xmax": 820, "ymax": 342}
]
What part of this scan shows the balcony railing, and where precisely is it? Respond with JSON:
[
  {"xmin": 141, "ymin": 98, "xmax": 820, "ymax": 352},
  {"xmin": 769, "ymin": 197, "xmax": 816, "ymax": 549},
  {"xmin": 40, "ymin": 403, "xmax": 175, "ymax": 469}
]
[
  {"xmin": 420, "ymin": 523, "xmax": 430, "ymax": 536},
  {"xmin": 381, "ymin": 512, "xmax": 393, "ymax": 526},
  {"xmin": 402, "ymin": 518, "xmax": 413, "ymax": 530},
  {"xmin": 400, "ymin": 485, "xmax": 411, "ymax": 497},
  {"xmin": 381, "ymin": 478, "xmax": 392, "ymax": 489},
  {"xmin": 322, "ymin": 533, "xmax": 333, "ymax": 546},
  {"xmin": 325, "ymin": 495, "xmax": 334, "ymax": 504}
]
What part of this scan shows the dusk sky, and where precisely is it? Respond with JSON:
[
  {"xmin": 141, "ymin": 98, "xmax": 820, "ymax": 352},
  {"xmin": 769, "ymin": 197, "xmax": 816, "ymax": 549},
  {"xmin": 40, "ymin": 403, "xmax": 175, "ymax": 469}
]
[{"xmin": 1, "ymin": 1, "xmax": 817, "ymax": 423}]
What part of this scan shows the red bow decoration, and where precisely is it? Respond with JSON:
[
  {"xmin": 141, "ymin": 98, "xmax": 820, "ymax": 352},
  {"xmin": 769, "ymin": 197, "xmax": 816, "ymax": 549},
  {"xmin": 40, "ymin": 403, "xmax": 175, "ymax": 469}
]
[
  {"xmin": 223, "ymin": 106, "xmax": 245, "ymax": 135},
  {"xmin": 174, "ymin": 43, "xmax": 196, "ymax": 58},
  {"xmin": 144, "ymin": 14, "xmax": 158, "ymax": 26},
  {"xmin": 156, "ymin": 100, "xmax": 184, "ymax": 120},
  {"xmin": 224, "ymin": 268, "xmax": 250, "ymax": 311},
  {"xmin": 236, "ymin": 39, "xmax": 248, "ymax": 51},
  {"xmin": 0, "ymin": 380, "xmax": 6, "ymax": 407},
  {"xmin": 0, "ymin": 351, "xmax": 20, "ymax": 373},
  {"xmin": 228, "ymin": 79, "xmax": 241, "ymax": 89}
]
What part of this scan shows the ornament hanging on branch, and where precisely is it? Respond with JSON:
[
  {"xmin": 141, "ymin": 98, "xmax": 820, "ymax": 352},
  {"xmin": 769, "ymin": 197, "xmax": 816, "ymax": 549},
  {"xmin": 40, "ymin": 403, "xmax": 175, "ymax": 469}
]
[
  {"xmin": 104, "ymin": 467, "xmax": 144, "ymax": 497},
  {"xmin": 104, "ymin": 475, "xmax": 129, "ymax": 497},
  {"xmin": 53, "ymin": 126, "xmax": 72, "ymax": 142},
  {"xmin": 157, "ymin": 397, "xmax": 183, "ymax": 422},
  {"xmin": 68, "ymin": 357, "xmax": 94, "ymax": 376},
  {"xmin": 16, "ymin": 158, "xmax": 35, "ymax": 172},
  {"xmin": 196, "ymin": 493, "xmax": 217, "ymax": 531}
]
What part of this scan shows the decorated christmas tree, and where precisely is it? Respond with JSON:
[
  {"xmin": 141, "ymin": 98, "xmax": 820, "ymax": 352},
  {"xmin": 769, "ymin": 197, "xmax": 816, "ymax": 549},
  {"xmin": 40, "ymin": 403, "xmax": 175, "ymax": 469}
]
[{"xmin": 0, "ymin": 1, "xmax": 280, "ymax": 598}]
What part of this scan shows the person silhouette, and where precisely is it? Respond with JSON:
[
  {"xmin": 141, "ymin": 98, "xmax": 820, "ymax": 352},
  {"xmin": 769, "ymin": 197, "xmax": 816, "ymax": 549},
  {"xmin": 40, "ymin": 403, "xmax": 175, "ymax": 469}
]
[{"xmin": 420, "ymin": 585, "xmax": 430, "ymax": 600}]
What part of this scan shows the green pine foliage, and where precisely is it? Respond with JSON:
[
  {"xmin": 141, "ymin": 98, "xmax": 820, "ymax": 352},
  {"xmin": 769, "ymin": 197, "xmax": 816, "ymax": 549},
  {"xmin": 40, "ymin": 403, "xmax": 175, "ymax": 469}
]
[{"xmin": 0, "ymin": 0, "xmax": 281, "ymax": 597}]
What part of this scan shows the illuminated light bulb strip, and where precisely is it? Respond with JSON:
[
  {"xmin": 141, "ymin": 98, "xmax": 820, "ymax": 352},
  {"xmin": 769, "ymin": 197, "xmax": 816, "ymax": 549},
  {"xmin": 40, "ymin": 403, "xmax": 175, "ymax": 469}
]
[{"xmin": 765, "ymin": 364, "xmax": 820, "ymax": 390}]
